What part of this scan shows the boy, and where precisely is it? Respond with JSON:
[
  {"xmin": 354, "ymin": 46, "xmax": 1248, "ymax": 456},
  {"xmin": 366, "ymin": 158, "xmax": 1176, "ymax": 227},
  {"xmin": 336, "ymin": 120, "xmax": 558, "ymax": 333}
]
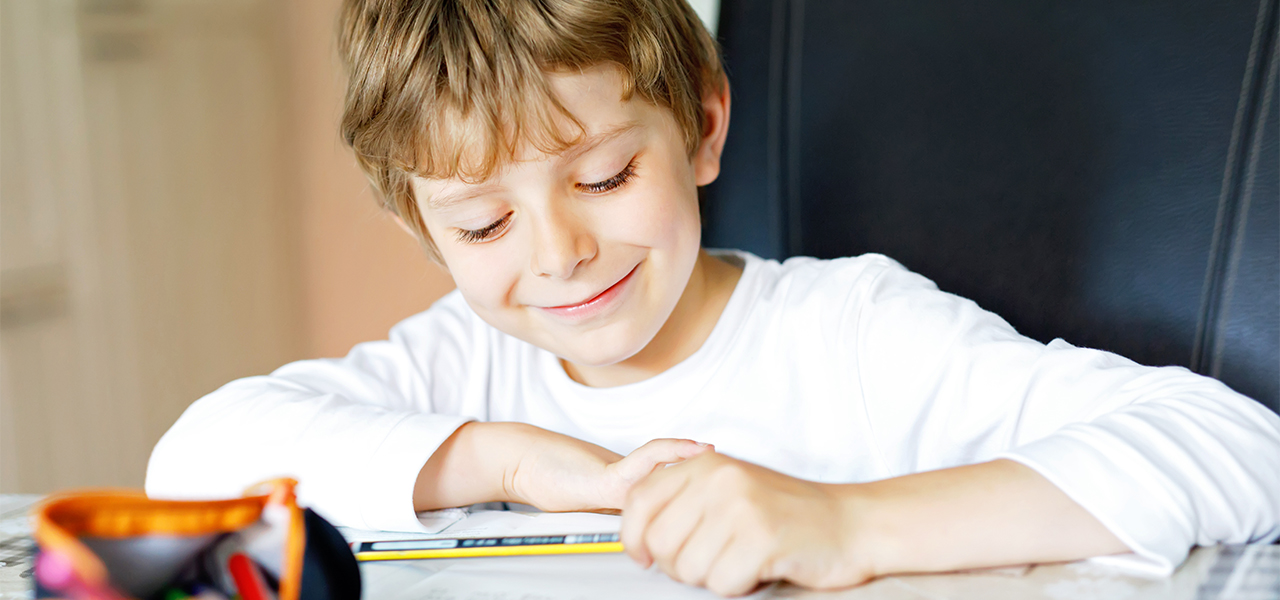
[{"xmin": 147, "ymin": 0, "xmax": 1280, "ymax": 596}]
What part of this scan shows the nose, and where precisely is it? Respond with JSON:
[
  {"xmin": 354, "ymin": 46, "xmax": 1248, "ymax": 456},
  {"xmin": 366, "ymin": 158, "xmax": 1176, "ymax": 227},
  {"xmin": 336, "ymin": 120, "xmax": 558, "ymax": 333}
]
[{"xmin": 529, "ymin": 202, "xmax": 597, "ymax": 280}]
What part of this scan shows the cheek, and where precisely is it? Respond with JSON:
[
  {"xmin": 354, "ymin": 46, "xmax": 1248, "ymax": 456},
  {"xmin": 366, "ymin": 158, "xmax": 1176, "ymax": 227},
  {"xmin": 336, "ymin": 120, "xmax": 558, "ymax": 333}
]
[
  {"xmin": 436, "ymin": 244, "xmax": 524, "ymax": 313},
  {"xmin": 609, "ymin": 179, "xmax": 701, "ymax": 248}
]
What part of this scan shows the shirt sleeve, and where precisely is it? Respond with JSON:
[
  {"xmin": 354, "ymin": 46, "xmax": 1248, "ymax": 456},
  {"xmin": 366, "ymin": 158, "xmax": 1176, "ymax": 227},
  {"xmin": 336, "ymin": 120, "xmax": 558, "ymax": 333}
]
[
  {"xmin": 851, "ymin": 259, "xmax": 1280, "ymax": 576},
  {"xmin": 145, "ymin": 291, "xmax": 484, "ymax": 532}
]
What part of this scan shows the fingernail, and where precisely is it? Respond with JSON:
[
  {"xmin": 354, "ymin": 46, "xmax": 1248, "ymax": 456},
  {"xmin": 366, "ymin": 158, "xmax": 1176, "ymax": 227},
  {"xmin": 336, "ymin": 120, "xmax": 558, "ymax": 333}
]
[{"xmin": 695, "ymin": 442, "xmax": 711, "ymax": 447}]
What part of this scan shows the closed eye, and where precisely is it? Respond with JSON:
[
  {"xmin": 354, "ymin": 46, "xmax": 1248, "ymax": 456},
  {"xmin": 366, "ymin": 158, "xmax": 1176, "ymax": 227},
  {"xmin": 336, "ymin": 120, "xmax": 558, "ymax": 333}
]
[
  {"xmin": 577, "ymin": 160, "xmax": 637, "ymax": 194},
  {"xmin": 456, "ymin": 212, "xmax": 513, "ymax": 244}
]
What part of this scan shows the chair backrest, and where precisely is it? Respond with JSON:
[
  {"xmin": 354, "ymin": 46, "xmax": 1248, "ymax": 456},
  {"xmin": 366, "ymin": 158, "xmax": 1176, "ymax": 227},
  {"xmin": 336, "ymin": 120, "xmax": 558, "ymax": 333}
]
[{"xmin": 704, "ymin": 0, "xmax": 1280, "ymax": 413}]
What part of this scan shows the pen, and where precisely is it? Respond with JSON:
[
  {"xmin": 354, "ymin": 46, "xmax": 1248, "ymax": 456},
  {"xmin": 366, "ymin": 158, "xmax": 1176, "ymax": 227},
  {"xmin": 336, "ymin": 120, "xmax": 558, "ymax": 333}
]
[
  {"xmin": 352, "ymin": 532, "xmax": 623, "ymax": 561},
  {"xmin": 227, "ymin": 553, "xmax": 276, "ymax": 600}
]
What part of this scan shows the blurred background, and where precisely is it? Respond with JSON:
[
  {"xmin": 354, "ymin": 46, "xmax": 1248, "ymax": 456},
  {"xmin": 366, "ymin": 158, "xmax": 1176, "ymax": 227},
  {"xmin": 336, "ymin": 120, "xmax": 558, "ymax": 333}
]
[
  {"xmin": 3, "ymin": 0, "xmax": 1275, "ymax": 501},
  {"xmin": 0, "ymin": 0, "xmax": 721, "ymax": 494},
  {"xmin": 0, "ymin": 0, "xmax": 461, "ymax": 493}
]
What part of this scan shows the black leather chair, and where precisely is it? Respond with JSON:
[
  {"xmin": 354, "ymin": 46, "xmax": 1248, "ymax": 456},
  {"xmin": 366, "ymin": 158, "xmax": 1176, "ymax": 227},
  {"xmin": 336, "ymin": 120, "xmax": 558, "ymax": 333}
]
[{"xmin": 705, "ymin": 0, "xmax": 1280, "ymax": 414}]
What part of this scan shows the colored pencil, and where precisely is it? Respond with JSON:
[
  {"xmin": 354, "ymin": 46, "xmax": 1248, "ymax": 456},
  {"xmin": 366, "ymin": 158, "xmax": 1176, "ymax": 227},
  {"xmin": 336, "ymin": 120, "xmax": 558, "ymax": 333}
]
[{"xmin": 352, "ymin": 532, "xmax": 623, "ymax": 561}]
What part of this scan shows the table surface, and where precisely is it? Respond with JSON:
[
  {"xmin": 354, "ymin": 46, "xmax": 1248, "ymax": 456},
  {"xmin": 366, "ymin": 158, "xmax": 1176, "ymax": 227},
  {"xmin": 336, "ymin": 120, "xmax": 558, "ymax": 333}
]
[{"xmin": 3, "ymin": 494, "xmax": 1277, "ymax": 600}]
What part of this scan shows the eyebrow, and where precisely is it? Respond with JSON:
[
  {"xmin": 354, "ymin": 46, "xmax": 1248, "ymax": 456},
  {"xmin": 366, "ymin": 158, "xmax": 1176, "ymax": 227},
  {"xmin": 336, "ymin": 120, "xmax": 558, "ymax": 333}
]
[
  {"xmin": 426, "ymin": 183, "xmax": 506, "ymax": 211},
  {"xmin": 556, "ymin": 121, "xmax": 642, "ymax": 166},
  {"xmin": 424, "ymin": 121, "xmax": 643, "ymax": 211}
]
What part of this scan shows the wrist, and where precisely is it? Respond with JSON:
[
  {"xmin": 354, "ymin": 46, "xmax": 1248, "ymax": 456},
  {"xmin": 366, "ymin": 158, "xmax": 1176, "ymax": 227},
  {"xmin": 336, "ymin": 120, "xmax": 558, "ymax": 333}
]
[
  {"xmin": 832, "ymin": 482, "xmax": 895, "ymax": 579},
  {"xmin": 496, "ymin": 422, "xmax": 546, "ymax": 506},
  {"xmin": 413, "ymin": 421, "xmax": 544, "ymax": 511}
]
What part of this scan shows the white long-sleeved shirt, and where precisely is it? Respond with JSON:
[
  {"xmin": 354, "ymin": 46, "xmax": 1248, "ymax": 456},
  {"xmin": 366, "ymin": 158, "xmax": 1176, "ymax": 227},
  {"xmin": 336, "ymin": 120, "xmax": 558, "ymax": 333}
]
[{"xmin": 146, "ymin": 251, "xmax": 1280, "ymax": 576}]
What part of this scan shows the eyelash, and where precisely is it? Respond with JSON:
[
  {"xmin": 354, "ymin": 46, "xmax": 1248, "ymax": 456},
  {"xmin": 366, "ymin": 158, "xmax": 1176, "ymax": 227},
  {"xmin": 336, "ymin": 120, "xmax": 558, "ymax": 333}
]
[
  {"xmin": 577, "ymin": 160, "xmax": 638, "ymax": 194},
  {"xmin": 456, "ymin": 212, "xmax": 512, "ymax": 244},
  {"xmin": 453, "ymin": 160, "xmax": 638, "ymax": 244}
]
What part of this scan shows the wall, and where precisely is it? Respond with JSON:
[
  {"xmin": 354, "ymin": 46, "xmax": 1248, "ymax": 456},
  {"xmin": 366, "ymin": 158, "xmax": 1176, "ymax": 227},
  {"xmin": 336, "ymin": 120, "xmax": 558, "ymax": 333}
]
[
  {"xmin": 281, "ymin": 0, "xmax": 455, "ymax": 361},
  {"xmin": 0, "ymin": 0, "xmax": 454, "ymax": 492},
  {"xmin": 2, "ymin": 0, "xmax": 306, "ymax": 491}
]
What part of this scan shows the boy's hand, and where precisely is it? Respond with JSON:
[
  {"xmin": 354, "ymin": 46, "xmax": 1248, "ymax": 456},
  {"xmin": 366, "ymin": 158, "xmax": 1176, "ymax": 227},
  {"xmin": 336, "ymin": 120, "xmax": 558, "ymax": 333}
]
[
  {"xmin": 620, "ymin": 452, "xmax": 874, "ymax": 597},
  {"xmin": 510, "ymin": 430, "xmax": 715, "ymax": 513},
  {"xmin": 620, "ymin": 455, "xmax": 1133, "ymax": 597},
  {"xmin": 414, "ymin": 422, "xmax": 714, "ymax": 514}
]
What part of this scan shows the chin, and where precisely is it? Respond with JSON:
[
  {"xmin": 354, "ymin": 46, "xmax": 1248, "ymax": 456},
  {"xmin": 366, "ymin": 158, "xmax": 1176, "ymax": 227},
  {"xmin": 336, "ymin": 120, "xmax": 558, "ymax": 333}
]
[
  {"xmin": 556, "ymin": 330, "xmax": 651, "ymax": 368},
  {"xmin": 559, "ymin": 343, "xmax": 642, "ymax": 368}
]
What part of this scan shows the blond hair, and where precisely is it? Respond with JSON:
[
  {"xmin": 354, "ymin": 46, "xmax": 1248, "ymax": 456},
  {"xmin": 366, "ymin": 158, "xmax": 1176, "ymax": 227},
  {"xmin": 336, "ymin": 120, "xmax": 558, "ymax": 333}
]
[{"xmin": 337, "ymin": 0, "xmax": 724, "ymax": 259}]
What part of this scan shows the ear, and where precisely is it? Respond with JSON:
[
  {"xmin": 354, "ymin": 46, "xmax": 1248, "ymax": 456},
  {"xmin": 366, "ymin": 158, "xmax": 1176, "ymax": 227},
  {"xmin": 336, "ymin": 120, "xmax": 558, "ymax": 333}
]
[{"xmin": 692, "ymin": 75, "xmax": 732, "ymax": 187}]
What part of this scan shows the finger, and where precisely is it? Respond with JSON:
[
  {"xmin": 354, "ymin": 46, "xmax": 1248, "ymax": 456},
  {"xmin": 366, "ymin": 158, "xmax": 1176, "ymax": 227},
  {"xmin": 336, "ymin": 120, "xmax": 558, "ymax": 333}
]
[
  {"xmin": 644, "ymin": 486, "xmax": 706, "ymax": 576},
  {"xmin": 613, "ymin": 439, "xmax": 714, "ymax": 483},
  {"xmin": 670, "ymin": 507, "xmax": 737, "ymax": 587},
  {"xmin": 620, "ymin": 465, "xmax": 692, "ymax": 566},
  {"xmin": 600, "ymin": 442, "xmax": 712, "ymax": 509},
  {"xmin": 705, "ymin": 534, "xmax": 769, "ymax": 597}
]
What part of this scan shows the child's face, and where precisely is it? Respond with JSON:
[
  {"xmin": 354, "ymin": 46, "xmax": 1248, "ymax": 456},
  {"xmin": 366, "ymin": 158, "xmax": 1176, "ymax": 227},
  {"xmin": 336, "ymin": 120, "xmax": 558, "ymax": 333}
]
[{"xmin": 412, "ymin": 65, "xmax": 726, "ymax": 369}]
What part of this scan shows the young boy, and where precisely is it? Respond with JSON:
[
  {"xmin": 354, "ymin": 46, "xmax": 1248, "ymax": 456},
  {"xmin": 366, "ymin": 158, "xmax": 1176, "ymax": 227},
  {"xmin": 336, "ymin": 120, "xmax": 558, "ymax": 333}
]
[{"xmin": 147, "ymin": 0, "xmax": 1280, "ymax": 595}]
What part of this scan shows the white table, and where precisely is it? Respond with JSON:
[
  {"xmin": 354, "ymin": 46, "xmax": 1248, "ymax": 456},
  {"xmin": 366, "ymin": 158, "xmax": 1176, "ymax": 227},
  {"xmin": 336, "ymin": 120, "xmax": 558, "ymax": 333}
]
[
  {"xmin": 357, "ymin": 542, "xmax": 1275, "ymax": 600},
  {"xmin": 0, "ymin": 495, "xmax": 41, "ymax": 600},
  {"xmin": 2, "ymin": 495, "xmax": 1276, "ymax": 600}
]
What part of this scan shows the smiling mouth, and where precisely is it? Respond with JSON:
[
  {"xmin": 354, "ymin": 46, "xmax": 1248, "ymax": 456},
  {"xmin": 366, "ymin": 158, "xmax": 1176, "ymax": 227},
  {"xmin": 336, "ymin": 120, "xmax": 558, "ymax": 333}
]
[
  {"xmin": 539, "ymin": 264, "xmax": 640, "ymax": 317},
  {"xmin": 549, "ymin": 265, "xmax": 638, "ymax": 309}
]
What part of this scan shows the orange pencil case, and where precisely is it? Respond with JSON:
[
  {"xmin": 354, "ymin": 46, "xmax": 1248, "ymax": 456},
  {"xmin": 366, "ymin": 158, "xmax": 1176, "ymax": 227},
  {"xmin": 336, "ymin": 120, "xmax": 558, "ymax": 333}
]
[{"xmin": 30, "ymin": 478, "xmax": 360, "ymax": 600}]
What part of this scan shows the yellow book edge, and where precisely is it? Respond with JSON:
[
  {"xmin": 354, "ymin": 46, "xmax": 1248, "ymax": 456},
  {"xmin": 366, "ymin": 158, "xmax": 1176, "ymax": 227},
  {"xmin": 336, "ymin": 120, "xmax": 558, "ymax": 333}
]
[{"xmin": 355, "ymin": 541, "xmax": 625, "ymax": 561}]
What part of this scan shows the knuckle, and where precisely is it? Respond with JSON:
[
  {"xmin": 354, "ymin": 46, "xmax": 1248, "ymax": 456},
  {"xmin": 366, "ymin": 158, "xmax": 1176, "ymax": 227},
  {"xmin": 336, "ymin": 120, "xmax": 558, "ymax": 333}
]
[
  {"xmin": 723, "ymin": 500, "xmax": 751, "ymax": 526},
  {"xmin": 674, "ymin": 555, "xmax": 707, "ymax": 586},
  {"xmin": 686, "ymin": 449, "xmax": 716, "ymax": 465},
  {"xmin": 726, "ymin": 497, "xmax": 766, "ymax": 528},
  {"xmin": 644, "ymin": 528, "xmax": 680, "ymax": 563},
  {"xmin": 740, "ymin": 529, "xmax": 779, "ymax": 563},
  {"xmin": 707, "ymin": 573, "xmax": 751, "ymax": 598},
  {"xmin": 709, "ymin": 462, "xmax": 747, "ymax": 488},
  {"xmin": 650, "ymin": 534, "xmax": 691, "ymax": 562}
]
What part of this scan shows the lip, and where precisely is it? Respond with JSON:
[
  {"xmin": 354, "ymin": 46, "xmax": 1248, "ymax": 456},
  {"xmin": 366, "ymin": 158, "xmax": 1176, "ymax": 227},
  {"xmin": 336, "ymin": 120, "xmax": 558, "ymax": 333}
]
[{"xmin": 538, "ymin": 264, "xmax": 639, "ymax": 321}]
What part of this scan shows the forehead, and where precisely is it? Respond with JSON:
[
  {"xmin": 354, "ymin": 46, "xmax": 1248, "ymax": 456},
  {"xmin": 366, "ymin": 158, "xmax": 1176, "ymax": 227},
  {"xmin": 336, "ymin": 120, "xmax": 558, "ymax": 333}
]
[{"xmin": 412, "ymin": 65, "xmax": 666, "ymax": 207}]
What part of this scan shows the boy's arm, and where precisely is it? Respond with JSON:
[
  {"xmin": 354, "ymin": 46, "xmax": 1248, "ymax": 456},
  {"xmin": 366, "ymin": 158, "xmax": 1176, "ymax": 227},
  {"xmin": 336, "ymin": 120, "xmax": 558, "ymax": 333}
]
[
  {"xmin": 413, "ymin": 421, "xmax": 711, "ymax": 513},
  {"xmin": 148, "ymin": 288, "xmax": 710, "ymax": 528},
  {"xmin": 621, "ymin": 453, "xmax": 1127, "ymax": 596},
  {"xmin": 147, "ymin": 295, "xmax": 496, "ymax": 531},
  {"xmin": 850, "ymin": 261, "xmax": 1280, "ymax": 574},
  {"xmin": 621, "ymin": 258, "xmax": 1280, "ymax": 596},
  {"xmin": 848, "ymin": 458, "xmax": 1128, "ymax": 575},
  {"xmin": 150, "ymin": 292, "xmax": 699, "ymax": 529}
]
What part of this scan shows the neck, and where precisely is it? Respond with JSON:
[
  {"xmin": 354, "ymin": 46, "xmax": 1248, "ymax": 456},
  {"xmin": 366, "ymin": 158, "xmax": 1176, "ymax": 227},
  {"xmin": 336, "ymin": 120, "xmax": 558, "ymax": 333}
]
[{"xmin": 562, "ymin": 249, "xmax": 743, "ymax": 387}]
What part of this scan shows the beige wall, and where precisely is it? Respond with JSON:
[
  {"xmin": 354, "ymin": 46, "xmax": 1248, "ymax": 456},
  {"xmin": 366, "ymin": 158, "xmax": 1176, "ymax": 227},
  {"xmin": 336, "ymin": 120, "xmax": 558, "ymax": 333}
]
[
  {"xmin": 3, "ymin": 0, "xmax": 307, "ymax": 491},
  {"xmin": 282, "ymin": 0, "xmax": 455, "ymax": 360},
  {"xmin": 0, "ymin": 0, "xmax": 453, "ymax": 493}
]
